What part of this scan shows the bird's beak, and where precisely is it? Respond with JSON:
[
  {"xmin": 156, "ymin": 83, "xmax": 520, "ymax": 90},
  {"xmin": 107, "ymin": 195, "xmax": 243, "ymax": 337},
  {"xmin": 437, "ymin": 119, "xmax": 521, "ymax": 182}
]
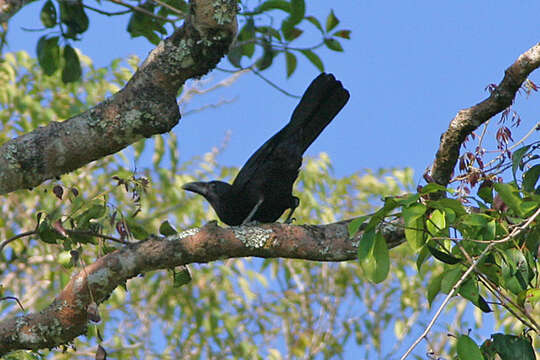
[{"xmin": 181, "ymin": 181, "xmax": 208, "ymax": 196}]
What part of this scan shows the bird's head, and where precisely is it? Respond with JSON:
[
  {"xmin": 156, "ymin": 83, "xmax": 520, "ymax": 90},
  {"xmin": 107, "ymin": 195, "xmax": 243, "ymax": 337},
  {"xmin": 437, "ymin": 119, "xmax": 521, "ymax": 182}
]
[{"xmin": 182, "ymin": 180, "xmax": 232, "ymax": 205}]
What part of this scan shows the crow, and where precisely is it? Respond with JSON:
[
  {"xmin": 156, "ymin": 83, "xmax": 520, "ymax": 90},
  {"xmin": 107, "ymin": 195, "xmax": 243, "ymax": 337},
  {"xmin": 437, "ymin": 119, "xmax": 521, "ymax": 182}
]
[{"xmin": 182, "ymin": 73, "xmax": 350, "ymax": 226}]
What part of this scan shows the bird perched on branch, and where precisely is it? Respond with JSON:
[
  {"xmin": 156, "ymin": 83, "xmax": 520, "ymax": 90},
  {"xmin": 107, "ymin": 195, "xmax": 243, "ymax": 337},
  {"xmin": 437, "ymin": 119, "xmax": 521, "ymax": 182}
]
[{"xmin": 182, "ymin": 73, "xmax": 350, "ymax": 226}]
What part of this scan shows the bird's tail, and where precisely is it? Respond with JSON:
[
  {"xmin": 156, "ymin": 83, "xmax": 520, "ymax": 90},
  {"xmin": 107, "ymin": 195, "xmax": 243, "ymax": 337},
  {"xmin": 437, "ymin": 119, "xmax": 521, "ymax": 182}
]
[{"xmin": 288, "ymin": 73, "xmax": 350, "ymax": 152}]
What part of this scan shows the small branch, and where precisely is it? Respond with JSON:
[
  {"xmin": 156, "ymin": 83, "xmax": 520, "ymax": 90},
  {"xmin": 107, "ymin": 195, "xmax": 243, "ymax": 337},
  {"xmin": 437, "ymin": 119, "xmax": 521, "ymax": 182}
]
[
  {"xmin": 430, "ymin": 43, "xmax": 540, "ymax": 186},
  {"xmin": 400, "ymin": 207, "xmax": 540, "ymax": 360},
  {"xmin": 0, "ymin": 230, "xmax": 37, "ymax": 252},
  {"xmin": 150, "ymin": 0, "xmax": 186, "ymax": 17},
  {"xmin": 83, "ymin": 4, "xmax": 130, "ymax": 16},
  {"xmin": 251, "ymin": 68, "xmax": 302, "ymax": 98},
  {"xmin": 0, "ymin": 296, "xmax": 24, "ymax": 312},
  {"xmin": 107, "ymin": 0, "xmax": 177, "ymax": 22},
  {"xmin": 66, "ymin": 230, "xmax": 125, "ymax": 245}
]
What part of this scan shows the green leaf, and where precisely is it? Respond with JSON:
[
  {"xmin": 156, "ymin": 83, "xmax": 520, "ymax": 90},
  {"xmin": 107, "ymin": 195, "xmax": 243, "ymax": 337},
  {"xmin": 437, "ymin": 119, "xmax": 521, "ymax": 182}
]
[
  {"xmin": 371, "ymin": 232, "xmax": 390, "ymax": 283},
  {"xmin": 429, "ymin": 198, "xmax": 468, "ymax": 217},
  {"xmin": 59, "ymin": 0, "xmax": 89, "ymax": 37},
  {"xmin": 357, "ymin": 229, "xmax": 375, "ymax": 261},
  {"xmin": 227, "ymin": 45, "xmax": 243, "ymax": 68},
  {"xmin": 172, "ymin": 266, "xmax": 192, "ymax": 287},
  {"xmin": 522, "ymin": 164, "xmax": 540, "ymax": 192},
  {"xmin": 441, "ymin": 267, "xmax": 462, "ymax": 294},
  {"xmin": 427, "ymin": 272, "xmax": 443, "ymax": 306},
  {"xmin": 77, "ymin": 204, "xmax": 106, "ymax": 227},
  {"xmin": 486, "ymin": 333, "xmax": 536, "ymax": 360},
  {"xmin": 305, "ymin": 16, "xmax": 323, "ymax": 32},
  {"xmin": 38, "ymin": 219, "xmax": 61, "ymax": 244},
  {"xmin": 459, "ymin": 277, "xmax": 480, "ymax": 307},
  {"xmin": 238, "ymin": 18, "xmax": 255, "ymax": 58},
  {"xmin": 256, "ymin": 40, "xmax": 275, "ymax": 70},
  {"xmin": 324, "ymin": 38, "xmax": 343, "ymax": 52},
  {"xmin": 62, "ymin": 45, "xmax": 82, "ymax": 83},
  {"xmin": 333, "ymin": 29, "xmax": 351, "ymax": 39},
  {"xmin": 461, "ymin": 213, "xmax": 491, "ymax": 227},
  {"xmin": 256, "ymin": 0, "xmax": 290, "ymax": 13},
  {"xmin": 457, "ymin": 334, "xmax": 484, "ymax": 360},
  {"xmin": 511, "ymin": 145, "xmax": 530, "ymax": 183},
  {"xmin": 289, "ymin": 0, "xmax": 305, "ymax": 25},
  {"xmin": 402, "ymin": 203, "xmax": 427, "ymax": 250},
  {"xmin": 416, "ymin": 244, "xmax": 430, "ymax": 271},
  {"xmin": 285, "ymin": 51, "xmax": 297, "ymax": 78},
  {"xmin": 348, "ymin": 215, "xmax": 369, "ymax": 238},
  {"xmin": 494, "ymin": 183, "xmax": 524, "ymax": 216},
  {"xmin": 501, "ymin": 248, "xmax": 529, "ymax": 294},
  {"xmin": 255, "ymin": 25, "xmax": 282, "ymax": 41},
  {"xmin": 522, "ymin": 288, "xmax": 540, "ymax": 305},
  {"xmin": 325, "ymin": 10, "xmax": 339, "ymax": 32},
  {"xmin": 360, "ymin": 232, "xmax": 389, "ymax": 283},
  {"xmin": 426, "ymin": 209, "xmax": 446, "ymax": 235},
  {"xmin": 393, "ymin": 193, "xmax": 420, "ymax": 206},
  {"xmin": 37, "ymin": 35, "xmax": 60, "ymax": 75},
  {"xmin": 427, "ymin": 245, "xmax": 461, "ymax": 264},
  {"xmin": 126, "ymin": 218, "xmax": 150, "ymax": 240},
  {"xmin": 478, "ymin": 180, "xmax": 494, "ymax": 204},
  {"xmin": 159, "ymin": 220, "xmax": 178, "ymax": 236},
  {"xmin": 40, "ymin": 0, "xmax": 57, "ymax": 28},
  {"xmin": 420, "ymin": 183, "xmax": 451, "ymax": 194},
  {"xmin": 281, "ymin": 18, "xmax": 303, "ymax": 41},
  {"xmin": 300, "ymin": 49, "xmax": 324, "ymax": 72}
]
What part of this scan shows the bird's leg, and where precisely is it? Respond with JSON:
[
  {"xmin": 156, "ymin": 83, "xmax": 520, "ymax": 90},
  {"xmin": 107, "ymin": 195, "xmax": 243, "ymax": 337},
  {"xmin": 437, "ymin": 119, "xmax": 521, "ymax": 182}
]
[
  {"xmin": 242, "ymin": 198, "xmax": 264, "ymax": 225},
  {"xmin": 284, "ymin": 197, "xmax": 300, "ymax": 224}
]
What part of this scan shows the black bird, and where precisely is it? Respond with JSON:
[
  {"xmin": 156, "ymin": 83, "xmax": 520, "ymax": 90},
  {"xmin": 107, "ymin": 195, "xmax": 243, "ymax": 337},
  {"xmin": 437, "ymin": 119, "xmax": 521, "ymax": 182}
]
[{"xmin": 182, "ymin": 73, "xmax": 350, "ymax": 226}]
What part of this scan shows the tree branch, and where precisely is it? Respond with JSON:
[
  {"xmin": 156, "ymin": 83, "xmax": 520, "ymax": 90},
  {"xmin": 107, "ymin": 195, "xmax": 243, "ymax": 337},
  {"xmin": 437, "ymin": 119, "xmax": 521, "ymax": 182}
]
[
  {"xmin": 0, "ymin": 219, "xmax": 404, "ymax": 354},
  {"xmin": 0, "ymin": 0, "xmax": 238, "ymax": 195},
  {"xmin": 430, "ymin": 42, "xmax": 540, "ymax": 186}
]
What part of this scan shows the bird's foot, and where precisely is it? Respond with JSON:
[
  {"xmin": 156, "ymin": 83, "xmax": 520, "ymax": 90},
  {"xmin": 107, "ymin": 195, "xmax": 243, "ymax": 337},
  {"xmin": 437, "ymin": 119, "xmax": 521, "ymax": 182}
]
[
  {"xmin": 284, "ymin": 217, "xmax": 296, "ymax": 224},
  {"xmin": 240, "ymin": 220, "xmax": 262, "ymax": 226}
]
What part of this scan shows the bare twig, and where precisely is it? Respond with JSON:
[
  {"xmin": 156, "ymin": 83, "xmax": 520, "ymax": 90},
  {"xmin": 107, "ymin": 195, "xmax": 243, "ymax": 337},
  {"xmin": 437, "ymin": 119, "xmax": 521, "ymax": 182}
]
[
  {"xmin": 108, "ymin": 0, "xmax": 176, "ymax": 22},
  {"xmin": 0, "ymin": 296, "xmax": 25, "ymax": 312},
  {"xmin": 83, "ymin": 4, "xmax": 130, "ymax": 16},
  {"xmin": 0, "ymin": 230, "xmax": 37, "ymax": 252}
]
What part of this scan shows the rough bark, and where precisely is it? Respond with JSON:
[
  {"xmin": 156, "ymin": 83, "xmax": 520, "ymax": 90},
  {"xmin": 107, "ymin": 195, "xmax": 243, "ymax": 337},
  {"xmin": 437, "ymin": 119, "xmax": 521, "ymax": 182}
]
[
  {"xmin": 430, "ymin": 42, "xmax": 540, "ymax": 186},
  {"xmin": 0, "ymin": 219, "xmax": 404, "ymax": 354},
  {"xmin": 0, "ymin": 0, "xmax": 238, "ymax": 194}
]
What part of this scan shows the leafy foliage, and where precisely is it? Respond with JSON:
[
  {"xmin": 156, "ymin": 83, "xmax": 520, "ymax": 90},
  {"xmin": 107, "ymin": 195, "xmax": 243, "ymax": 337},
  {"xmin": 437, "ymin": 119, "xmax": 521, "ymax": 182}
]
[{"xmin": 27, "ymin": 0, "xmax": 351, "ymax": 82}]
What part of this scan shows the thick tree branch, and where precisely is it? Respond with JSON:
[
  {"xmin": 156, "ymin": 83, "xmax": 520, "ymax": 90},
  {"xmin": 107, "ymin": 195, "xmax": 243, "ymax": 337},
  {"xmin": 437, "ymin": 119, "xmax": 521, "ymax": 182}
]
[
  {"xmin": 430, "ymin": 42, "xmax": 540, "ymax": 186},
  {"xmin": 0, "ymin": 219, "xmax": 404, "ymax": 354},
  {"xmin": 0, "ymin": 0, "xmax": 238, "ymax": 195}
]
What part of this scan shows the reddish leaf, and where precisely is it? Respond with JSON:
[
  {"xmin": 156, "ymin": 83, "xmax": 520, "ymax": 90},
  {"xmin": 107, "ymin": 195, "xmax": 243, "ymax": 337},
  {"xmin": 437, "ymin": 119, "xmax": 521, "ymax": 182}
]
[{"xmin": 53, "ymin": 185, "xmax": 64, "ymax": 199}]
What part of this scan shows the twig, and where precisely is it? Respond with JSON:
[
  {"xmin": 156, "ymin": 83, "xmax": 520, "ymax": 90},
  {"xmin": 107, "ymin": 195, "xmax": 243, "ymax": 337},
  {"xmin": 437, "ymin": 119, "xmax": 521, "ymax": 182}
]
[
  {"xmin": 477, "ymin": 274, "xmax": 538, "ymax": 330},
  {"xmin": 251, "ymin": 67, "xmax": 301, "ymax": 98},
  {"xmin": 454, "ymin": 240, "xmax": 539, "ymax": 330},
  {"xmin": 108, "ymin": 0, "xmax": 176, "ymax": 22},
  {"xmin": 399, "ymin": 207, "xmax": 540, "ymax": 360},
  {"xmin": 0, "ymin": 230, "xmax": 37, "ymax": 252},
  {"xmin": 66, "ymin": 230, "xmax": 125, "ymax": 244},
  {"xmin": 0, "ymin": 296, "xmax": 25, "ymax": 312},
  {"xmin": 83, "ymin": 4, "xmax": 130, "ymax": 16},
  {"xmin": 150, "ymin": 0, "xmax": 185, "ymax": 16}
]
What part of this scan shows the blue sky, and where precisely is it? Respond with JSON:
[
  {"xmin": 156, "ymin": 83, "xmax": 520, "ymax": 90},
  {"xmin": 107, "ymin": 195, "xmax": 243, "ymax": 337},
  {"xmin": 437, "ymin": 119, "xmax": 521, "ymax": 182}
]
[
  {"xmin": 6, "ymin": 2, "xmax": 540, "ymax": 182},
  {"xmin": 5, "ymin": 1, "xmax": 540, "ymax": 358}
]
